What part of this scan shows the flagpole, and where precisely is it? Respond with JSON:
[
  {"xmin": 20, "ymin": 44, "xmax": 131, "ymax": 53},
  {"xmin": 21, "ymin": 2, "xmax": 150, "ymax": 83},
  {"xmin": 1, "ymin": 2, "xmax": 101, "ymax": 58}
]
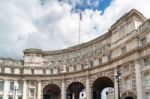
[{"xmin": 79, "ymin": 10, "xmax": 81, "ymax": 45}]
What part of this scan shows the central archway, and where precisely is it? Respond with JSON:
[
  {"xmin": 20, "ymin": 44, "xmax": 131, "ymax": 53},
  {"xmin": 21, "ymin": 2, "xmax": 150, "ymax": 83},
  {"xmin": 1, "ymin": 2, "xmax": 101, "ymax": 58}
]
[
  {"xmin": 125, "ymin": 97, "xmax": 134, "ymax": 99},
  {"xmin": 121, "ymin": 92, "xmax": 136, "ymax": 99},
  {"xmin": 67, "ymin": 82, "xmax": 85, "ymax": 99},
  {"xmin": 92, "ymin": 77, "xmax": 114, "ymax": 99},
  {"xmin": 43, "ymin": 84, "xmax": 61, "ymax": 99}
]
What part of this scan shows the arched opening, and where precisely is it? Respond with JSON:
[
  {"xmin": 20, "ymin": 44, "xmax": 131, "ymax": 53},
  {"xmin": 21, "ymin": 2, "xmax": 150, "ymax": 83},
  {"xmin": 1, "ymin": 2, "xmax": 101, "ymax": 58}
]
[
  {"xmin": 67, "ymin": 82, "xmax": 85, "ymax": 99},
  {"xmin": 124, "ymin": 97, "xmax": 134, "ymax": 99},
  {"xmin": 92, "ymin": 77, "xmax": 114, "ymax": 99},
  {"xmin": 43, "ymin": 84, "xmax": 61, "ymax": 99},
  {"xmin": 121, "ymin": 92, "xmax": 136, "ymax": 99},
  {"xmin": 102, "ymin": 87, "xmax": 114, "ymax": 99}
]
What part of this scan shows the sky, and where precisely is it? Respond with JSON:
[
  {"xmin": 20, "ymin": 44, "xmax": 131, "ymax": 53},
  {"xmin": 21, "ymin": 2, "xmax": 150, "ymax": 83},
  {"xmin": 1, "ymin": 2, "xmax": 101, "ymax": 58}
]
[{"xmin": 0, "ymin": 0, "xmax": 150, "ymax": 59}]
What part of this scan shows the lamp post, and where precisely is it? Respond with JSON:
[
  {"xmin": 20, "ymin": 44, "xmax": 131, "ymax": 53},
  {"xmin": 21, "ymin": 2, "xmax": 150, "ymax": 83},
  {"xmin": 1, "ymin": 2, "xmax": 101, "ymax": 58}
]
[{"xmin": 116, "ymin": 66, "xmax": 121, "ymax": 99}]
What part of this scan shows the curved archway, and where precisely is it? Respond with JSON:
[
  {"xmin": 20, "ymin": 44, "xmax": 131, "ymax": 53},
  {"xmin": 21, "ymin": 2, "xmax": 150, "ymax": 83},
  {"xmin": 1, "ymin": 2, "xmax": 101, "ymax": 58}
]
[
  {"xmin": 67, "ymin": 82, "xmax": 85, "ymax": 99},
  {"xmin": 43, "ymin": 84, "xmax": 61, "ymax": 99},
  {"xmin": 92, "ymin": 77, "xmax": 114, "ymax": 99},
  {"xmin": 124, "ymin": 97, "xmax": 134, "ymax": 99},
  {"xmin": 121, "ymin": 92, "xmax": 136, "ymax": 99}
]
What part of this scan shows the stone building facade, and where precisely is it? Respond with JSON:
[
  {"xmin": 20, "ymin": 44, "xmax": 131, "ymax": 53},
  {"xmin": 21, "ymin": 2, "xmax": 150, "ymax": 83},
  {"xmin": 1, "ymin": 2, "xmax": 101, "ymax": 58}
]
[{"xmin": 0, "ymin": 9, "xmax": 150, "ymax": 99}]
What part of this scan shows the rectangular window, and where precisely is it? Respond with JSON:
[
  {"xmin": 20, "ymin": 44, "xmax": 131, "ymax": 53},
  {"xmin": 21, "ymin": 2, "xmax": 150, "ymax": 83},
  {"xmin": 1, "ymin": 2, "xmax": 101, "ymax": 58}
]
[
  {"xmin": 145, "ymin": 74, "xmax": 150, "ymax": 86},
  {"xmin": 0, "ymin": 80, "xmax": 4, "ymax": 92},
  {"xmin": 90, "ymin": 61, "xmax": 94, "ymax": 67},
  {"xmin": 74, "ymin": 57, "xmax": 77, "ymax": 62},
  {"xmin": 31, "ymin": 69, "xmax": 34, "ymax": 74},
  {"xmin": 11, "ymin": 68, "xmax": 14, "ymax": 74},
  {"xmin": 1, "ymin": 68, "xmax": 4, "ymax": 73},
  {"xmin": 50, "ymin": 69, "xmax": 53, "ymax": 74},
  {"xmin": 99, "ymin": 58, "xmax": 102, "ymax": 64},
  {"xmin": 73, "ymin": 66, "xmax": 76, "ymax": 72},
  {"xmin": 30, "ymin": 89, "xmax": 34, "ymax": 98},
  {"xmin": 119, "ymin": 25, "xmax": 125, "ymax": 37},
  {"xmin": 18, "ymin": 96, "xmax": 22, "ymax": 99},
  {"xmin": 144, "ymin": 57, "xmax": 150, "ymax": 66},
  {"xmin": 107, "ymin": 54, "xmax": 111, "ymax": 61},
  {"xmin": 146, "ymin": 93, "xmax": 150, "ymax": 99},
  {"xmin": 121, "ymin": 46, "xmax": 126, "ymax": 53},
  {"xmin": 0, "ymin": 96, "xmax": 3, "ymax": 99},
  {"xmin": 65, "ymin": 67, "xmax": 69, "ymax": 72},
  {"xmin": 96, "ymin": 49, "xmax": 102, "ymax": 55},
  {"xmin": 124, "ymin": 78, "xmax": 131, "ymax": 90},
  {"xmin": 8, "ymin": 96, "xmax": 13, "ymax": 99},
  {"xmin": 43, "ymin": 69, "xmax": 46, "ymax": 74},
  {"xmin": 18, "ymin": 81, "xmax": 23, "ymax": 92},
  {"xmin": 81, "ymin": 64, "xmax": 84, "ymax": 70},
  {"xmin": 146, "ymin": 79, "xmax": 150, "ymax": 85},
  {"xmin": 141, "ymin": 37, "xmax": 147, "ymax": 46},
  {"xmin": 9, "ymin": 81, "xmax": 14, "ymax": 92},
  {"xmin": 124, "ymin": 65, "xmax": 130, "ymax": 74}
]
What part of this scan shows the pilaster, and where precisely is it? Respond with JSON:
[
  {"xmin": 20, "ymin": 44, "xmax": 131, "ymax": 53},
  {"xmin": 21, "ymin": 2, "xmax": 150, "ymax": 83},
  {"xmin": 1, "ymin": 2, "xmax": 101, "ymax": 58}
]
[
  {"xmin": 86, "ymin": 75, "xmax": 91, "ymax": 99},
  {"xmin": 22, "ymin": 80, "xmax": 27, "ymax": 99},
  {"xmin": 3, "ymin": 79, "xmax": 8, "ymax": 99},
  {"xmin": 135, "ymin": 59, "xmax": 143, "ymax": 99},
  {"xmin": 61, "ymin": 79, "xmax": 66, "ymax": 99},
  {"xmin": 14, "ymin": 80, "xmax": 18, "ymax": 99},
  {"xmin": 37, "ymin": 80, "xmax": 41, "ymax": 99},
  {"xmin": 114, "ymin": 67, "xmax": 118, "ymax": 99}
]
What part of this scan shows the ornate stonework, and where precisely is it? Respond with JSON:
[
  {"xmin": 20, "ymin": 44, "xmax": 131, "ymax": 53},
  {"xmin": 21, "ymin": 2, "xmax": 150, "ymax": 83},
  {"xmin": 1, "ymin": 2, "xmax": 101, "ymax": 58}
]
[{"xmin": 0, "ymin": 9, "xmax": 150, "ymax": 99}]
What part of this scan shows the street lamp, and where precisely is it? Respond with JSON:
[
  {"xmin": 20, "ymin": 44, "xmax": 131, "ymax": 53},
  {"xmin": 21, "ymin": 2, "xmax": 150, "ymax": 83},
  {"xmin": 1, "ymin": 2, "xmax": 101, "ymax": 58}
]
[{"xmin": 116, "ymin": 65, "xmax": 121, "ymax": 99}]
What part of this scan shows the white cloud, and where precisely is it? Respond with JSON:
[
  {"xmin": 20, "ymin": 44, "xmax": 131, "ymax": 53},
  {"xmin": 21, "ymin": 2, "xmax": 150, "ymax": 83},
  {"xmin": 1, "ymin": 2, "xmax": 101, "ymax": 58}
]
[{"xmin": 0, "ymin": 0, "xmax": 150, "ymax": 59}]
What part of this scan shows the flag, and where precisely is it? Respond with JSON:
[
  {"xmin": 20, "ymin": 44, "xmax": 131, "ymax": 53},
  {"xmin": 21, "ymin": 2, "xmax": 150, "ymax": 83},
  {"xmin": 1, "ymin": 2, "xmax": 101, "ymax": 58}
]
[{"xmin": 80, "ymin": 10, "xmax": 82, "ymax": 21}]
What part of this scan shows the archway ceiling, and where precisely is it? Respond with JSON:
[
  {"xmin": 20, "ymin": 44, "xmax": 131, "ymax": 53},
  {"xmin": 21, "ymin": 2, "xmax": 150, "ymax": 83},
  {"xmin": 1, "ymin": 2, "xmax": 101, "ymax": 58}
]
[
  {"xmin": 93, "ymin": 77, "xmax": 114, "ymax": 92},
  {"xmin": 43, "ymin": 84, "xmax": 61, "ymax": 93},
  {"xmin": 67, "ymin": 82, "xmax": 85, "ymax": 93}
]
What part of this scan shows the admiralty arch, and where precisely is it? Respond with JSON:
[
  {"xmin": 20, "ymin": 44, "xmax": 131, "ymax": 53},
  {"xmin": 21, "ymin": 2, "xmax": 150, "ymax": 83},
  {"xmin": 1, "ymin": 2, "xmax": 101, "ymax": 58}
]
[{"xmin": 0, "ymin": 9, "xmax": 150, "ymax": 99}]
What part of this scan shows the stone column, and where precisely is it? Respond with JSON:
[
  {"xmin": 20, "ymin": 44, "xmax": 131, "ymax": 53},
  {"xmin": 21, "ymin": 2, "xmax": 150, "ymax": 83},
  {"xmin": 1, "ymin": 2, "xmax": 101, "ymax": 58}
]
[
  {"xmin": 61, "ymin": 80, "xmax": 66, "ymax": 99},
  {"xmin": 135, "ymin": 59, "xmax": 143, "ymax": 99},
  {"xmin": 114, "ymin": 68, "xmax": 118, "ymax": 99},
  {"xmin": 86, "ymin": 76, "xmax": 91, "ymax": 99},
  {"xmin": 3, "ymin": 79, "xmax": 8, "ymax": 99},
  {"xmin": 37, "ymin": 81, "xmax": 41, "ymax": 99},
  {"xmin": 22, "ymin": 80, "xmax": 27, "ymax": 99}
]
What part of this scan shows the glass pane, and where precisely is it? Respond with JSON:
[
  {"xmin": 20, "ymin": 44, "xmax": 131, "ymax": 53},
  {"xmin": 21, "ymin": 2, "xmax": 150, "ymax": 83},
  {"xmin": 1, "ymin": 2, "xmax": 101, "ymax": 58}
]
[
  {"xmin": 0, "ymin": 80, "xmax": 4, "ymax": 91},
  {"xmin": 9, "ymin": 81, "xmax": 14, "ymax": 92}
]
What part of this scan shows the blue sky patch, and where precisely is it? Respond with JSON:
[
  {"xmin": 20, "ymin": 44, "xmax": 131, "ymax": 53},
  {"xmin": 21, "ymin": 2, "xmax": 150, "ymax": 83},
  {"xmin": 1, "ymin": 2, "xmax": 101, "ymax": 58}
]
[
  {"xmin": 98, "ymin": 0, "xmax": 112, "ymax": 14},
  {"xmin": 73, "ymin": 0, "xmax": 112, "ymax": 14}
]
